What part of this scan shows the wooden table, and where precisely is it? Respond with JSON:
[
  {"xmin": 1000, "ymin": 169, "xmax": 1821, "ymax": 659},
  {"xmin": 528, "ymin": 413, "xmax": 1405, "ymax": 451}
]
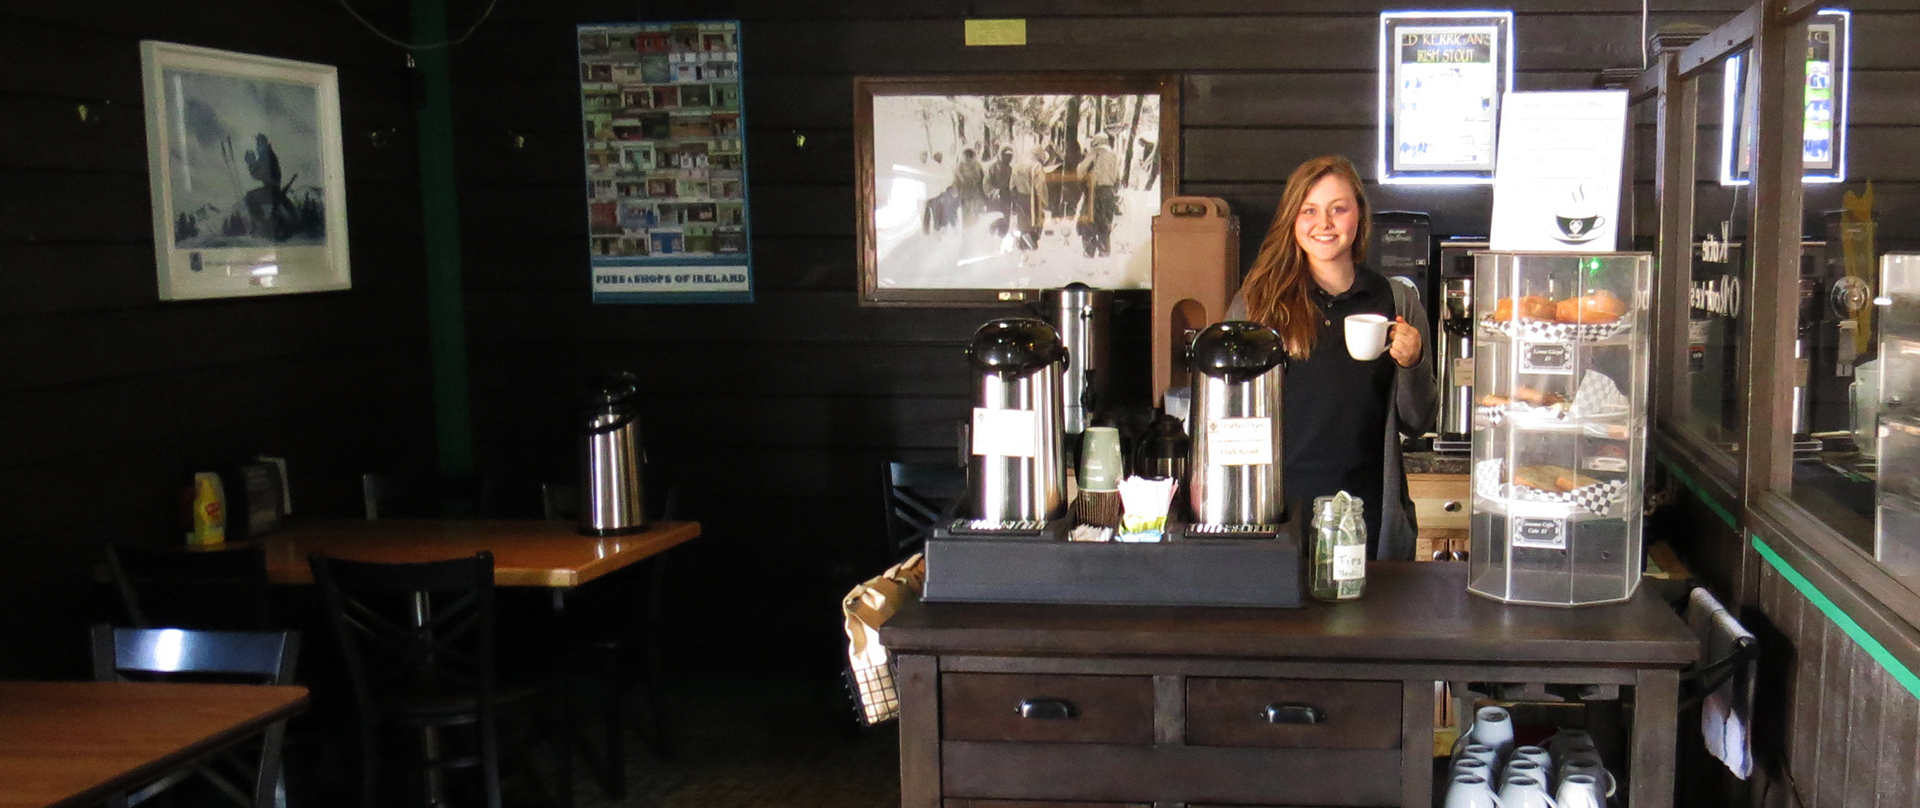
[
  {"xmin": 259, "ymin": 519, "xmax": 701, "ymax": 587},
  {"xmin": 881, "ymin": 561, "xmax": 1700, "ymax": 808},
  {"xmin": 0, "ymin": 681, "xmax": 308, "ymax": 808}
]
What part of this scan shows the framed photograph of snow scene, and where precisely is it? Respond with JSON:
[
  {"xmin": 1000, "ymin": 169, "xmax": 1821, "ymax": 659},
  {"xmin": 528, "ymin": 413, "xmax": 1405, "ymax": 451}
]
[
  {"xmin": 855, "ymin": 75, "xmax": 1178, "ymax": 306},
  {"xmin": 140, "ymin": 41, "xmax": 350, "ymax": 300}
]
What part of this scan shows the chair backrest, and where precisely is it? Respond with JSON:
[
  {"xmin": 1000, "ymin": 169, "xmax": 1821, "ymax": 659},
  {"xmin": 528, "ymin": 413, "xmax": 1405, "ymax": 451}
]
[
  {"xmin": 106, "ymin": 543, "xmax": 274, "ymax": 631},
  {"xmin": 91, "ymin": 625, "xmax": 299, "ymax": 808},
  {"xmin": 92, "ymin": 624, "xmax": 298, "ymax": 684},
  {"xmin": 310, "ymin": 552, "xmax": 498, "ymax": 705},
  {"xmin": 881, "ymin": 461, "xmax": 967, "ymax": 559}
]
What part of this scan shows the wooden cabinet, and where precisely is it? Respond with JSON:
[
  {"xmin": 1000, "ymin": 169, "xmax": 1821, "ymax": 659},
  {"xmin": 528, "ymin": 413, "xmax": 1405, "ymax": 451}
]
[{"xmin": 885, "ymin": 562, "xmax": 1697, "ymax": 808}]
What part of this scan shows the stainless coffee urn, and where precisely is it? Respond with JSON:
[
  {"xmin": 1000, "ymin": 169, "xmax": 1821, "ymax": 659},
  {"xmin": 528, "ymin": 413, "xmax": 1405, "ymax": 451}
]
[
  {"xmin": 581, "ymin": 373, "xmax": 647, "ymax": 536},
  {"xmin": 966, "ymin": 319, "xmax": 1068, "ymax": 526},
  {"xmin": 1434, "ymin": 239, "xmax": 1484, "ymax": 453},
  {"xmin": 1436, "ymin": 277, "xmax": 1476, "ymax": 451},
  {"xmin": 1188, "ymin": 322, "xmax": 1287, "ymax": 527},
  {"xmin": 1038, "ymin": 282, "xmax": 1112, "ymax": 438}
]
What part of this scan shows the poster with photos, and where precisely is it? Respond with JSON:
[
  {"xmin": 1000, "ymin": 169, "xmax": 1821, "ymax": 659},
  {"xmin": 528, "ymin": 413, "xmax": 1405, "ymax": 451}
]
[{"xmin": 578, "ymin": 21, "xmax": 750, "ymax": 303}]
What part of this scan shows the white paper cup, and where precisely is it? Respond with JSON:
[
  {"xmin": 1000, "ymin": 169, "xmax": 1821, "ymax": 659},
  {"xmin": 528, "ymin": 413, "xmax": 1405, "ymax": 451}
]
[{"xmin": 1345, "ymin": 313, "xmax": 1391, "ymax": 361}]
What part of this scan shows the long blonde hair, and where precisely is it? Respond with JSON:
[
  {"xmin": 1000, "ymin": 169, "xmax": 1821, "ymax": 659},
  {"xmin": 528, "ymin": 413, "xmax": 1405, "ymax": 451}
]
[{"xmin": 1240, "ymin": 155, "xmax": 1372, "ymax": 359}]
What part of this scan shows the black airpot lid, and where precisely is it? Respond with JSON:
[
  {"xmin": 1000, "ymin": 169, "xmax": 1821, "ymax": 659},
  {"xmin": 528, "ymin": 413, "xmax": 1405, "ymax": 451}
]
[
  {"xmin": 1189, "ymin": 321, "xmax": 1286, "ymax": 381},
  {"xmin": 966, "ymin": 318, "xmax": 1066, "ymax": 377}
]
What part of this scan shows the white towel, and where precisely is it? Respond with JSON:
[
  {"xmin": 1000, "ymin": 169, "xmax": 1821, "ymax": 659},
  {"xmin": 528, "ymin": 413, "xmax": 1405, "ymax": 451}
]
[{"xmin": 1685, "ymin": 586, "xmax": 1757, "ymax": 779}]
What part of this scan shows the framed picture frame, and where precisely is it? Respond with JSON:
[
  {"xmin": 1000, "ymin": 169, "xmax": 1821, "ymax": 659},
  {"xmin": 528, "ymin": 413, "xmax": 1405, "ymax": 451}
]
[
  {"xmin": 855, "ymin": 74, "xmax": 1178, "ymax": 307},
  {"xmin": 1377, "ymin": 10, "xmax": 1513, "ymax": 185},
  {"xmin": 140, "ymin": 41, "xmax": 351, "ymax": 300},
  {"xmin": 1719, "ymin": 8, "xmax": 1851, "ymax": 185}
]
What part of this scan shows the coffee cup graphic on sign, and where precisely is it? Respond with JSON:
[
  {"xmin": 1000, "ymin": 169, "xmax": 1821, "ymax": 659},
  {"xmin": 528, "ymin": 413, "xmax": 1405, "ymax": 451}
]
[{"xmin": 1552, "ymin": 184, "xmax": 1606, "ymax": 244}]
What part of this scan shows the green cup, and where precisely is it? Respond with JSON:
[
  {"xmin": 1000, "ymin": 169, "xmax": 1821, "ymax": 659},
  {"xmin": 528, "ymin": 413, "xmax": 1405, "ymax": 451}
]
[{"xmin": 1079, "ymin": 427, "xmax": 1123, "ymax": 492}]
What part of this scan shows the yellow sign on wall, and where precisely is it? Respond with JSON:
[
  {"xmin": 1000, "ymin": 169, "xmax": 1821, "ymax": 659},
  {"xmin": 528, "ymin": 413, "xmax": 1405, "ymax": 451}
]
[{"xmin": 965, "ymin": 19, "xmax": 1026, "ymax": 47}]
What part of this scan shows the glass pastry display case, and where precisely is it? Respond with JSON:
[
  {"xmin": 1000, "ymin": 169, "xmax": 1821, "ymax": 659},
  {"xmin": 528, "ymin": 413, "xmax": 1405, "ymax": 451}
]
[
  {"xmin": 1877, "ymin": 253, "xmax": 1920, "ymax": 572},
  {"xmin": 1469, "ymin": 252, "xmax": 1652, "ymax": 606}
]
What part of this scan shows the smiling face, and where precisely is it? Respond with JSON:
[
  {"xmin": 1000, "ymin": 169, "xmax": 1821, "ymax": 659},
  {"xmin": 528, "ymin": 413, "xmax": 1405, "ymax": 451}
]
[{"xmin": 1293, "ymin": 173, "xmax": 1362, "ymax": 269}]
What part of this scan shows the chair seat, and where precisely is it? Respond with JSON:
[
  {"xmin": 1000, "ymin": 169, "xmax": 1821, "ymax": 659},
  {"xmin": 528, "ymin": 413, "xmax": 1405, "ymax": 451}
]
[{"xmin": 378, "ymin": 682, "xmax": 542, "ymax": 725}]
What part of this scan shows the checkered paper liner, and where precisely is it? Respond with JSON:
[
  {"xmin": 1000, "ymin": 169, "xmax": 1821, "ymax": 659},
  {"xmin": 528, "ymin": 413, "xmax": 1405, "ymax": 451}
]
[
  {"xmin": 1474, "ymin": 458, "xmax": 1629, "ymax": 516},
  {"xmin": 1476, "ymin": 371, "xmax": 1630, "ymax": 429},
  {"xmin": 1479, "ymin": 316, "xmax": 1632, "ymax": 343}
]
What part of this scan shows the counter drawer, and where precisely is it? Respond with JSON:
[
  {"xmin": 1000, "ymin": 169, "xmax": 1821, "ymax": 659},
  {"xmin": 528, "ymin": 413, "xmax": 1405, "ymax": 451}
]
[
  {"xmin": 941, "ymin": 673, "xmax": 1154, "ymax": 744},
  {"xmin": 1185, "ymin": 677, "xmax": 1401, "ymax": 749},
  {"xmin": 1408, "ymin": 473, "xmax": 1470, "ymax": 531},
  {"xmin": 943, "ymin": 741, "xmax": 1401, "ymax": 805}
]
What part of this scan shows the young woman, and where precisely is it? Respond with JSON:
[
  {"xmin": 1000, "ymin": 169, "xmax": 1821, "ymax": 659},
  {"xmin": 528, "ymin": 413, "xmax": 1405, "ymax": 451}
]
[{"xmin": 1228, "ymin": 155, "xmax": 1437, "ymax": 558}]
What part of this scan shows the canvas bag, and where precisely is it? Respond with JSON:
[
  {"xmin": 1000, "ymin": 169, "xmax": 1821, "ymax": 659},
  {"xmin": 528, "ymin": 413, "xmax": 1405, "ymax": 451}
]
[{"xmin": 843, "ymin": 553, "xmax": 926, "ymax": 725}]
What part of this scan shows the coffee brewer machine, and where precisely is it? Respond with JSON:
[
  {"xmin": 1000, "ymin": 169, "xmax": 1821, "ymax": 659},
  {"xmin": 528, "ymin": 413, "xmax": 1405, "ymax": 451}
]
[
  {"xmin": 1038, "ymin": 283, "xmax": 1112, "ymax": 439},
  {"xmin": 963, "ymin": 319, "xmax": 1068, "ymax": 528},
  {"xmin": 1434, "ymin": 238, "xmax": 1486, "ymax": 452},
  {"xmin": 1370, "ymin": 211, "xmax": 1436, "ymax": 335},
  {"xmin": 1186, "ymin": 322, "xmax": 1287, "ymax": 530},
  {"xmin": 581, "ymin": 373, "xmax": 647, "ymax": 535}
]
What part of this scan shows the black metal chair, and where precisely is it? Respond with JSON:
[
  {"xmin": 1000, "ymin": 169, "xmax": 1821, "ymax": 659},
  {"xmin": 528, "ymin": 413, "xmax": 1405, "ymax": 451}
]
[
  {"xmin": 880, "ymin": 460, "xmax": 967, "ymax": 561},
  {"xmin": 311, "ymin": 551, "xmax": 570, "ymax": 808},
  {"xmin": 533, "ymin": 479, "xmax": 680, "ymax": 799},
  {"xmin": 105, "ymin": 542, "xmax": 274, "ymax": 631},
  {"xmin": 91, "ymin": 624, "xmax": 299, "ymax": 808}
]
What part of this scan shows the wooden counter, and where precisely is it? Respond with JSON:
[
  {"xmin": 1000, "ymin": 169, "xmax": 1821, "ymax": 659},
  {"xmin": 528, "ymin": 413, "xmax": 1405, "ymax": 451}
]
[{"xmin": 882, "ymin": 561, "xmax": 1698, "ymax": 808}]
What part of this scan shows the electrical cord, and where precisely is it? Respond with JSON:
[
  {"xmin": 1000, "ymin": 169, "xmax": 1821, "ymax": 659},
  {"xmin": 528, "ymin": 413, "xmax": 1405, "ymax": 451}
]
[{"xmin": 333, "ymin": 0, "xmax": 501, "ymax": 50}]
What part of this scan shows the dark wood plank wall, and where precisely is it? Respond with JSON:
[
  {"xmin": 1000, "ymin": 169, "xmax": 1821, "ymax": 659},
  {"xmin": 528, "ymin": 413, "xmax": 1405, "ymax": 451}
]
[
  {"xmin": 444, "ymin": 0, "xmax": 1920, "ymax": 679},
  {"xmin": 0, "ymin": 1, "xmax": 435, "ymax": 676}
]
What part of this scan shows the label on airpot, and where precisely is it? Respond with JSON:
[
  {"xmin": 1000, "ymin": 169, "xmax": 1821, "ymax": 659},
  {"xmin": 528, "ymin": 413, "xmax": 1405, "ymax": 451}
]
[
  {"xmin": 1208, "ymin": 417, "xmax": 1274, "ymax": 466},
  {"xmin": 971, "ymin": 407, "xmax": 1038, "ymax": 458}
]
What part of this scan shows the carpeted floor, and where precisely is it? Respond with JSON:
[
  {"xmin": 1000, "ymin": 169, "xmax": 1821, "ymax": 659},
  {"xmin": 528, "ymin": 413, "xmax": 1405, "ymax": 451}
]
[
  {"xmin": 284, "ymin": 675, "xmax": 901, "ymax": 808},
  {"xmin": 583, "ymin": 677, "xmax": 900, "ymax": 808}
]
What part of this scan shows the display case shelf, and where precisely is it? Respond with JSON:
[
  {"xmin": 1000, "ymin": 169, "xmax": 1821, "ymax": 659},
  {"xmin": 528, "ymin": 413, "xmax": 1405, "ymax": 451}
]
[{"xmin": 1469, "ymin": 252, "xmax": 1651, "ymax": 607}]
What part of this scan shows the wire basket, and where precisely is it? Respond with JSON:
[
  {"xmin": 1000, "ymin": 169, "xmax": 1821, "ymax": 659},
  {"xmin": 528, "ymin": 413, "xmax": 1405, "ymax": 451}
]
[{"xmin": 844, "ymin": 655, "xmax": 901, "ymax": 726}]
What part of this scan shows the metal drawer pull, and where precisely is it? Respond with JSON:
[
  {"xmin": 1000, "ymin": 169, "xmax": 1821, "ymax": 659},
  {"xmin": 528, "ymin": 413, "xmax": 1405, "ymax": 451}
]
[
  {"xmin": 1451, "ymin": 550, "xmax": 1468, "ymax": 562},
  {"xmin": 1261, "ymin": 703, "xmax": 1325, "ymax": 724},
  {"xmin": 1016, "ymin": 698, "xmax": 1078, "ymax": 720},
  {"xmin": 1443, "ymin": 500, "xmax": 1463, "ymax": 512}
]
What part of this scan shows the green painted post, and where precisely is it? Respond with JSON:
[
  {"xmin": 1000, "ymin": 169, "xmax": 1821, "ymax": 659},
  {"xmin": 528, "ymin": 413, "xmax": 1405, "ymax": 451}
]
[{"xmin": 412, "ymin": 0, "xmax": 475, "ymax": 480}]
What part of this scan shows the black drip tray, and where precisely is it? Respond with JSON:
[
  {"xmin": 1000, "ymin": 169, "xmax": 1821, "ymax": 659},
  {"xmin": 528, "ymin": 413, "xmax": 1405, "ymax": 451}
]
[{"xmin": 922, "ymin": 508, "xmax": 1306, "ymax": 608}]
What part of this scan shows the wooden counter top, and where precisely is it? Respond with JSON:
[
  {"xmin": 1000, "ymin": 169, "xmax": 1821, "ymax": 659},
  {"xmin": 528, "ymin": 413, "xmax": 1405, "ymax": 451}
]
[{"xmin": 882, "ymin": 560, "xmax": 1698, "ymax": 666}]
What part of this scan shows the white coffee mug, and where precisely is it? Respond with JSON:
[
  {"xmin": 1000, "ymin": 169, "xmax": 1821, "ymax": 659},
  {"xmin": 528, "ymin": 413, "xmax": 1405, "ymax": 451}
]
[
  {"xmin": 1452, "ymin": 757, "xmax": 1494, "ymax": 781},
  {"xmin": 1344, "ymin": 313, "xmax": 1391, "ymax": 361},
  {"xmin": 1469, "ymin": 706, "xmax": 1516, "ymax": 758},
  {"xmin": 1445, "ymin": 774, "xmax": 1503, "ymax": 808},
  {"xmin": 1512, "ymin": 745, "xmax": 1553, "ymax": 773},
  {"xmin": 1455, "ymin": 743, "xmax": 1501, "ymax": 772},
  {"xmin": 1555, "ymin": 759, "xmax": 1615, "ymax": 797},
  {"xmin": 1554, "ymin": 773, "xmax": 1607, "ymax": 808},
  {"xmin": 1498, "ymin": 775, "xmax": 1558, "ymax": 808},
  {"xmin": 1544, "ymin": 728, "xmax": 1593, "ymax": 756},
  {"xmin": 1502, "ymin": 758, "xmax": 1547, "ymax": 788}
]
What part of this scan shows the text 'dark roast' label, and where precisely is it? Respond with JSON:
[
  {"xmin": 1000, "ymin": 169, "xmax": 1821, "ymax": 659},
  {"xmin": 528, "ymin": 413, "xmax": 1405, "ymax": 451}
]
[{"xmin": 1207, "ymin": 416, "xmax": 1274, "ymax": 466}]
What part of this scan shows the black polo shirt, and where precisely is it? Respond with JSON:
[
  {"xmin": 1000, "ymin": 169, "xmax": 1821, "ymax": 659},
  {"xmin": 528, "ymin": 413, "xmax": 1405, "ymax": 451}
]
[{"xmin": 1284, "ymin": 265, "xmax": 1395, "ymax": 540}]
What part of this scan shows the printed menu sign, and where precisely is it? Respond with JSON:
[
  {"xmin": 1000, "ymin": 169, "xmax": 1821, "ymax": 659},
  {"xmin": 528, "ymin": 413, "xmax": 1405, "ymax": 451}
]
[
  {"xmin": 1391, "ymin": 26, "xmax": 1500, "ymax": 173},
  {"xmin": 1804, "ymin": 20, "xmax": 1840, "ymax": 171},
  {"xmin": 578, "ymin": 21, "xmax": 752, "ymax": 303},
  {"xmin": 1489, "ymin": 91, "xmax": 1628, "ymax": 252}
]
